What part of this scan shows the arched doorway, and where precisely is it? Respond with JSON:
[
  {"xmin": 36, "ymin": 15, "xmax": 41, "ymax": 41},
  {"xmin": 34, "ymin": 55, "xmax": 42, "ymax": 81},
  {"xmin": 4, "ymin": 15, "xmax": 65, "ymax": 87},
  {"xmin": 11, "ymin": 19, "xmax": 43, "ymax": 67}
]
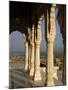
[
  {"xmin": 9, "ymin": 30, "xmax": 26, "ymax": 89},
  {"xmin": 9, "ymin": 30, "xmax": 25, "ymax": 64},
  {"xmin": 10, "ymin": 31, "xmax": 25, "ymax": 56}
]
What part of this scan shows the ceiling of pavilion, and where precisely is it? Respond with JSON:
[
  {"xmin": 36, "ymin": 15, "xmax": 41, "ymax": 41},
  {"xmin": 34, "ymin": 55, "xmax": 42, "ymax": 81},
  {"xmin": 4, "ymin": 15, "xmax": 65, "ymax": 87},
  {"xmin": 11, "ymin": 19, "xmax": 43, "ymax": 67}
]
[
  {"xmin": 9, "ymin": 1, "xmax": 51, "ymax": 34},
  {"xmin": 9, "ymin": 1, "xmax": 66, "ymax": 36}
]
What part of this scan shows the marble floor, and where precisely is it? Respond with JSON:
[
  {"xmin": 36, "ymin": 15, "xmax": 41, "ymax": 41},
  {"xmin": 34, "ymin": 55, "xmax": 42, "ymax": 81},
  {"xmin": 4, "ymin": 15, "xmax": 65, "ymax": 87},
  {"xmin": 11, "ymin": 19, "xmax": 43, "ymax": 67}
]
[{"xmin": 9, "ymin": 63, "xmax": 63, "ymax": 89}]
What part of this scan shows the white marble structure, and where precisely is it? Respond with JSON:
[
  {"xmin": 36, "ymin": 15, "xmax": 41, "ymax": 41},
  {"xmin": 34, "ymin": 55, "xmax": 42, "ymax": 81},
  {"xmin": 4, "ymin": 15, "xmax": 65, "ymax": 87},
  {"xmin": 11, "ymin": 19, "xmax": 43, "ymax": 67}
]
[{"xmin": 10, "ymin": 2, "xmax": 66, "ymax": 87}]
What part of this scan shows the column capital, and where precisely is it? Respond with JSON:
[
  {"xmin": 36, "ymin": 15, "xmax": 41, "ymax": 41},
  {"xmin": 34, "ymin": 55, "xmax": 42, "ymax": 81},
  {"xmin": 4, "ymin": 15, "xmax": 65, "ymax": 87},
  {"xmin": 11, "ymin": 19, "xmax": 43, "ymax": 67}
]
[
  {"xmin": 52, "ymin": 3, "xmax": 56, "ymax": 7},
  {"xmin": 31, "ymin": 42, "xmax": 34, "ymax": 47},
  {"xmin": 35, "ymin": 40, "xmax": 41, "ymax": 46},
  {"xmin": 31, "ymin": 24, "xmax": 35, "ymax": 47}
]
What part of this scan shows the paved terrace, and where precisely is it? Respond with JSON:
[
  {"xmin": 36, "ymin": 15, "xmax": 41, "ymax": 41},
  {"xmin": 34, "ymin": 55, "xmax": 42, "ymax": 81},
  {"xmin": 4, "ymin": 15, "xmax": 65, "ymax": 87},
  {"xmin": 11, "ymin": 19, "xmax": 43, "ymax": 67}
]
[{"xmin": 9, "ymin": 63, "xmax": 63, "ymax": 89}]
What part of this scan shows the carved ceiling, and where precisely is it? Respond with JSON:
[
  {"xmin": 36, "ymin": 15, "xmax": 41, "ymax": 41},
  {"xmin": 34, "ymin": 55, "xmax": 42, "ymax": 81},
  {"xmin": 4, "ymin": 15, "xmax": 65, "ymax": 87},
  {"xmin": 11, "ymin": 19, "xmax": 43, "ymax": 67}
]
[{"xmin": 10, "ymin": 1, "xmax": 66, "ymax": 37}]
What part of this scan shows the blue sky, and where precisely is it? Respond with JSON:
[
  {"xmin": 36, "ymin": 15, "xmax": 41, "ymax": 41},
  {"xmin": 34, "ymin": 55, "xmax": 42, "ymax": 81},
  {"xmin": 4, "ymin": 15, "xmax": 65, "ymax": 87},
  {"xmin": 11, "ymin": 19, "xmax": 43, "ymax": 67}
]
[{"xmin": 10, "ymin": 8, "xmax": 63, "ymax": 53}]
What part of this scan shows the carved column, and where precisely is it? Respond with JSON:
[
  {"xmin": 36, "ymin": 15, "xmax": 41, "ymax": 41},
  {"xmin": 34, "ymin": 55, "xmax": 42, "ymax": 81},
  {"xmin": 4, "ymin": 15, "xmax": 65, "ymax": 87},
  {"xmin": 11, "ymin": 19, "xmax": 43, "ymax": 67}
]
[
  {"xmin": 24, "ymin": 34, "xmax": 29, "ymax": 71},
  {"xmin": 34, "ymin": 18, "xmax": 42, "ymax": 81},
  {"xmin": 30, "ymin": 25, "xmax": 35, "ymax": 76},
  {"xmin": 28, "ymin": 28, "xmax": 31, "ymax": 71},
  {"xmin": 46, "ymin": 4, "xmax": 56, "ymax": 86}
]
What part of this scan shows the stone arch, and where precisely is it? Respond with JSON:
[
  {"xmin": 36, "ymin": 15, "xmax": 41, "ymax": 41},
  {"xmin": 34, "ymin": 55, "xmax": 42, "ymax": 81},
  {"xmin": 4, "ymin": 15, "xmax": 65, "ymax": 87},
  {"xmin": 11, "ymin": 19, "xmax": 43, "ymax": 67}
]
[
  {"xmin": 10, "ymin": 27, "xmax": 23, "ymax": 35},
  {"xmin": 10, "ymin": 24, "xmax": 28, "ymax": 35}
]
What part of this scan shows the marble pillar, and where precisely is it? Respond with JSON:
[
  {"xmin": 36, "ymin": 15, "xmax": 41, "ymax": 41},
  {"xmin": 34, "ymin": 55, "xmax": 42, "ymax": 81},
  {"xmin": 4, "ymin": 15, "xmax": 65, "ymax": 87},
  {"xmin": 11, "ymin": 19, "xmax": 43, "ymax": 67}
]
[
  {"xmin": 30, "ymin": 25, "xmax": 35, "ymax": 76},
  {"xmin": 46, "ymin": 4, "xmax": 56, "ymax": 86},
  {"xmin": 28, "ymin": 45, "xmax": 31, "ymax": 71},
  {"xmin": 24, "ymin": 34, "xmax": 29, "ymax": 71},
  {"xmin": 28, "ymin": 28, "xmax": 31, "ymax": 71},
  {"xmin": 34, "ymin": 19, "xmax": 42, "ymax": 81}
]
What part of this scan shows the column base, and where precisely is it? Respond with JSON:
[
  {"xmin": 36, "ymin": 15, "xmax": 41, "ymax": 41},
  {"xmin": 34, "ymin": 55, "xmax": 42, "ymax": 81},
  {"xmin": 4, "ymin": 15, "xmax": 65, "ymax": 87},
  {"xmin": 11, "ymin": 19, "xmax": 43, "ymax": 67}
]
[
  {"xmin": 24, "ymin": 65, "xmax": 28, "ymax": 71},
  {"xmin": 47, "ymin": 80, "xmax": 54, "ymax": 86},
  {"xmin": 34, "ymin": 72, "xmax": 42, "ymax": 81},
  {"xmin": 33, "ymin": 72, "xmax": 42, "ymax": 86},
  {"xmin": 29, "ymin": 68, "xmax": 34, "ymax": 77},
  {"xmin": 28, "ymin": 66, "xmax": 30, "ymax": 72}
]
